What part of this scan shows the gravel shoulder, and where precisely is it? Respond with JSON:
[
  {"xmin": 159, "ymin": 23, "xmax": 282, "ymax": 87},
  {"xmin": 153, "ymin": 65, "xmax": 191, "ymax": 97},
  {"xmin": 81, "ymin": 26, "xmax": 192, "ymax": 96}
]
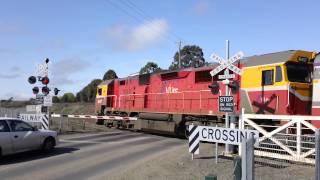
[{"xmin": 107, "ymin": 142, "xmax": 315, "ymax": 180}]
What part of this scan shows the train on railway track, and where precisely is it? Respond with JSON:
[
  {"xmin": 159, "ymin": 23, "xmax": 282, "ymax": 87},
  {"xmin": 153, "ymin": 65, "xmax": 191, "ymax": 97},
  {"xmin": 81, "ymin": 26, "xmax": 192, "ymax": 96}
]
[{"xmin": 95, "ymin": 50, "xmax": 320, "ymax": 136}]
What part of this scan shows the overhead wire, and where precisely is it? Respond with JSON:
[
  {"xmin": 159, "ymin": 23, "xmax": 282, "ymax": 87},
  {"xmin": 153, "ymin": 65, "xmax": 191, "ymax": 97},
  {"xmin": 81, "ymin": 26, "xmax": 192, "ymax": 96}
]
[
  {"xmin": 105, "ymin": 0, "xmax": 184, "ymax": 44},
  {"xmin": 122, "ymin": 0, "xmax": 183, "ymax": 41}
]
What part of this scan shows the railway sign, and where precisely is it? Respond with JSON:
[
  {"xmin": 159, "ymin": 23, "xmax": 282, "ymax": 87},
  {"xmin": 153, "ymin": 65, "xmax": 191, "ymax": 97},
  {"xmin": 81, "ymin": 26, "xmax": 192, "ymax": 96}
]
[
  {"xmin": 18, "ymin": 113, "xmax": 49, "ymax": 129},
  {"xmin": 218, "ymin": 74, "xmax": 235, "ymax": 79},
  {"xmin": 219, "ymin": 96, "xmax": 234, "ymax": 112},
  {"xmin": 26, "ymin": 105, "xmax": 42, "ymax": 112},
  {"xmin": 209, "ymin": 51, "xmax": 244, "ymax": 78},
  {"xmin": 43, "ymin": 95, "xmax": 52, "ymax": 107},
  {"xmin": 188, "ymin": 125, "xmax": 259, "ymax": 155},
  {"xmin": 199, "ymin": 126, "xmax": 259, "ymax": 146}
]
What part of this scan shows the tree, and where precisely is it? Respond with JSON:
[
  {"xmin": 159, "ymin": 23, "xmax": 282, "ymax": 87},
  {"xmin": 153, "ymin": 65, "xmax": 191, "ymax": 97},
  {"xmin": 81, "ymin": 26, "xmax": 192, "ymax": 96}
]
[
  {"xmin": 169, "ymin": 45, "xmax": 205, "ymax": 70},
  {"xmin": 60, "ymin": 93, "xmax": 76, "ymax": 103},
  {"xmin": 103, "ymin": 69, "xmax": 118, "ymax": 81},
  {"xmin": 52, "ymin": 96, "xmax": 60, "ymax": 103},
  {"xmin": 139, "ymin": 62, "xmax": 162, "ymax": 75},
  {"xmin": 76, "ymin": 79, "xmax": 102, "ymax": 102}
]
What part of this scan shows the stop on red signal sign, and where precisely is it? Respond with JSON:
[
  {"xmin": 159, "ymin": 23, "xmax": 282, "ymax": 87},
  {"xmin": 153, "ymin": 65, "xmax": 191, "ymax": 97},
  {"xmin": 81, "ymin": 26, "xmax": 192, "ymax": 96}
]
[{"xmin": 219, "ymin": 96, "xmax": 234, "ymax": 112}]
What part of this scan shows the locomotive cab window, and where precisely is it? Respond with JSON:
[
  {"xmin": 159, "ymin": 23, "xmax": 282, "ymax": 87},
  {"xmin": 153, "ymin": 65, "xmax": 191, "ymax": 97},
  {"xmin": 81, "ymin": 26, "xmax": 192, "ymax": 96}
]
[
  {"xmin": 262, "ymin": 70, "xmax": 274, "ymax": 86},
  {"xmin": 286, "ymin": 62, "xmax": 311, "ymax": 83},
  {"xmin": 195, "ymin": 70, "xmax": 211, "ymax": 83},
  {"xmin": 120, "ymin": 80, "xmax": 126, "ymax": 85},
  {"xmin": 275, "ymin": 66, "xmax": 282, "ymax": 82},
  {"xmin": 97, "ymin": 88, "xmax": 102, "ymax": 96}
]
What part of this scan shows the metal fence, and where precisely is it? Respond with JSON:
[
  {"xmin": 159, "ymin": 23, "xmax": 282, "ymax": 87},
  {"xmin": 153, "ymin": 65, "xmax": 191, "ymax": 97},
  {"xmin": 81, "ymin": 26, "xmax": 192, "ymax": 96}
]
[
  {"xmin": 0, "ymin": 107, "xmax": 25, "ymax": 118},
  {"xmin": 50, "ymin": 117, "xmax": 111, "ymax": 133}
]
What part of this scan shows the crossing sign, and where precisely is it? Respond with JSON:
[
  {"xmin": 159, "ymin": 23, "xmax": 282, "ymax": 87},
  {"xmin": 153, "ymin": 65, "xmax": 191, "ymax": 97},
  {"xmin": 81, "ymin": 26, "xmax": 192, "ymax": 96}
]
[{"xmin": 210, "ymin": 51, "xmax": 244, "ymax": 78}]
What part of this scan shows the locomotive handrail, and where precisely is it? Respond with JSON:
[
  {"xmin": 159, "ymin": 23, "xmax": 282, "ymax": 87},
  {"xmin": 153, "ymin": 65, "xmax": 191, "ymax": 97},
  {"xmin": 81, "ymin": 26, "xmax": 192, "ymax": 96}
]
[
  {"xmin": 105, "ymin": 95, "xmax": 117, "ymax": 108},
  {"xmin": 286, "ymin": 82, "xmax": 291, "ymax": 107},
  {"xmin": 117, "ymin": 90, "xmax": 217, "ymax": 111}
]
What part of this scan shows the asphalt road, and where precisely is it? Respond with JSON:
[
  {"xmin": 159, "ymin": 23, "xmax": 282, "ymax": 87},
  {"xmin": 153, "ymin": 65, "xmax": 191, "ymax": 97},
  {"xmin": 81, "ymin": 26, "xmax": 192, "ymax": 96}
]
[{"xmin": 0, "ymin": 130, "xmax": 185, "ymax": 180}]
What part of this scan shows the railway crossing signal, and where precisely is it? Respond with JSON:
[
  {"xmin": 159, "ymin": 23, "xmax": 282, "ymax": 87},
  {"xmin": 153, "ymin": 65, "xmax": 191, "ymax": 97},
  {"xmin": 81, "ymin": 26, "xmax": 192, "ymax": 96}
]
[
  {"xmin": 209, "ymin": 51, "xmax": 244, "ymax": 78},
  {"xmin": 41, "ymin": 76, "xmax": 50, "ymax": 85},
  {"xmin": 28, "ymin": 76, "xmax": 37, "ymax": 84},
  {"xmin": 53, "ymin": 88, "xmax": 60, "ymax": 96},
  {"xmin": 32, "ymin": 87, "xmax": 39, "ymax": 94},
  {"xmin": 42, "ymin": 86, "xmax": 50, "ymax": 95},
  {"xmin": 209, "ymin": 40, "xmax": 244, "ymax": 155},
  {"xmin": 27, "ymin": 58, "xmax": 60, "ymax": 107}
]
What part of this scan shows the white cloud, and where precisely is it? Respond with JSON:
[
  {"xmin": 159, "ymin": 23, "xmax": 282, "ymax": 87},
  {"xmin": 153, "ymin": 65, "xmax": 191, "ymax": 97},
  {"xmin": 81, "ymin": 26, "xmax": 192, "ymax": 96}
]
[
  {"xmin": 104, "ymin": 19, "xmax": 169, "ymax": 51},
  {"xmin": 0, "ymin": 66, "xmax": 23, "ymax": 79},
  {"xmin": 193, "ymin": 1, "xmax": 210, "ymax": 15},
  {"xmin": 51, "ymin": 58, "xmax": 91, "ymax": 86}
]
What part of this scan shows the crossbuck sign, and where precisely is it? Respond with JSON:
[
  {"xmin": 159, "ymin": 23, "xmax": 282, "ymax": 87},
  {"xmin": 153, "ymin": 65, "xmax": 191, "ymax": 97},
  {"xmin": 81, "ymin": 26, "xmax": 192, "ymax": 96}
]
[{"xmin": 210, "ymin": 51, "xmax": 244, "ymax": 78}]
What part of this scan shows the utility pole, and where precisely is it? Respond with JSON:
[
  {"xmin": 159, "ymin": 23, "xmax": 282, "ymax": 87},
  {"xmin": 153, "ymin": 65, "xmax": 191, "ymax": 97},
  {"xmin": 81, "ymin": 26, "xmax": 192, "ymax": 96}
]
[{"xmin": 178, "ymin": 40, "xmax": 182, "ymax": 69}]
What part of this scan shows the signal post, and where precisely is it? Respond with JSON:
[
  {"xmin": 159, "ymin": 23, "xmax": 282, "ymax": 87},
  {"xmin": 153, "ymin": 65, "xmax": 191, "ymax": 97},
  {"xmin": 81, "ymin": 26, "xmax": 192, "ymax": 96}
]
[
  {"xmin": 27, "ymin": 58, "xmax": 60, "ymax": 129},
  {"xmin": 209, "ymin": 40, "xmax": 244, "ymax": 154}
]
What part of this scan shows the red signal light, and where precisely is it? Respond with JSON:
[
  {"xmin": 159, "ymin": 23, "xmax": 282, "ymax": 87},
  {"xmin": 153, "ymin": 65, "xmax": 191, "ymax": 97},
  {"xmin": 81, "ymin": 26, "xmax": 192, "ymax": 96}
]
[
  {"xmin": 41, "ymin": 77, "xmax": 50, "ymax": 85},
  {"xmin": 42, "ymin": 86, "xmax": 50, "ymax": 95}
]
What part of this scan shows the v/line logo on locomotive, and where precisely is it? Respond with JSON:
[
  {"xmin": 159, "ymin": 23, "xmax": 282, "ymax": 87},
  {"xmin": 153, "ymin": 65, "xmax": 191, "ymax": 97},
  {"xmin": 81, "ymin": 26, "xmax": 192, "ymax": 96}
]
[{"xmin": 95, "ymin": 50, "xmax": 320, "ymax": 135}]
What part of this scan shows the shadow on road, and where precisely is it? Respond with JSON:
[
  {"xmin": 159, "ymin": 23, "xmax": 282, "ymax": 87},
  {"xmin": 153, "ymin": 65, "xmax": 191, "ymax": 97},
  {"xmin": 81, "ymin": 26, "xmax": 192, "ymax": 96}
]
[{"xmin": 0, "ymin": 147, "xmax": 78, "ymax": 165}]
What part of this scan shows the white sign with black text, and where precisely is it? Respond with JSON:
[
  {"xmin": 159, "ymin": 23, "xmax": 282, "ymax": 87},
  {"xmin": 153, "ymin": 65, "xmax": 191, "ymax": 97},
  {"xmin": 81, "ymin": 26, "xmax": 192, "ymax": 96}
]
[
  {"xmin": 18, "ymin": 113, "xmax": 50, "ymax": 130},
  {"xmin": 188, "ymin": 125, "xmax": 259, "ymax": 155},
  {"xmin": 43, "ymin": 95, "xmax": 52, "ymax": 106},
  {"xmin": 209, "ymin": 51, "xmax": 244, "ymax": 78},
  {"xmin": 199, "ymin": 126, "xmax": 259, "ymax": 146}
]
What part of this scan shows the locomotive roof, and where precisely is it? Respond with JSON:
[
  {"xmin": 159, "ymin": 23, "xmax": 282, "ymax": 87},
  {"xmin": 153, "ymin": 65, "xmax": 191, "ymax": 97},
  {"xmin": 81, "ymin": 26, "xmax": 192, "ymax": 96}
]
[
  {"xmin": 98, "ymin": 79, "xmax": 113, "ymax": 86},
  {"xmin": 243, "ymin": 50, "xmax": 306, "ymax": 67},
  {"xmin": 114, "ymin": 65, "xmax": 218, "ymax": 81}
]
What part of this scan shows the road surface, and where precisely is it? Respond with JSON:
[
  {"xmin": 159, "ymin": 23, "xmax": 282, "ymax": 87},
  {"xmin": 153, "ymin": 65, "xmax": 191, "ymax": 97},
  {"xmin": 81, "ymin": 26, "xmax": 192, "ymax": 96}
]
[{"xmin": 0, "ymin": 130, "xmax": 185, "ymax": 180}]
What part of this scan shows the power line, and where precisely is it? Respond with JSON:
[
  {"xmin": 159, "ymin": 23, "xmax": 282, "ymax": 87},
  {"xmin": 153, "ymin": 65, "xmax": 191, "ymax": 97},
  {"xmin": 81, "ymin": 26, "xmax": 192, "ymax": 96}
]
[
  {"xmin": 105, "ymin": 0, "xmax": 183, "ymax": 44},
  {"xmin": 121, "ymin": 0, "xmax": 183, "ymax": 41}
]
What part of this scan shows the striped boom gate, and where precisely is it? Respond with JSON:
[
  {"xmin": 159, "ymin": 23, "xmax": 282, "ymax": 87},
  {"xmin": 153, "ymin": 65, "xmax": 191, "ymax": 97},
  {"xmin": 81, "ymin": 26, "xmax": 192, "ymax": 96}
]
[{"xmin": 51, "ymin": 114, "xmax": 137, "ymax": 121}]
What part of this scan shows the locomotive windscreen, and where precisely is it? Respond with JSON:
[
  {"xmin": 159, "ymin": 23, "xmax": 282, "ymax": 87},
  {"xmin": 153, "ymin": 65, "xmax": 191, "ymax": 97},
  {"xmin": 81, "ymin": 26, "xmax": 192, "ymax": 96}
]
[{"xmin": 286, "ymin": 62, "xmax": 312, "ymax": 83}]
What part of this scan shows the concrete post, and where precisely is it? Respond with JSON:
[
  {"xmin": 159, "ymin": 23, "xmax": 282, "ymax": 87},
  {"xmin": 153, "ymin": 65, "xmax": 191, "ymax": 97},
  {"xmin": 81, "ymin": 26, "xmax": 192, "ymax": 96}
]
[
  {"xmin": 229, "ymin": 115, "xmax": 236, "ymax": 153},
  {"xmin": 233, "ymin": 156, "xmax": 241, "ymax": 180},
  {"xmin": 241, "ymin": 137, "xmax": 255, "ymax": 180},
  {"xmin": 316, "ymin": 129, "xmax": 320, "ymax": 180}
]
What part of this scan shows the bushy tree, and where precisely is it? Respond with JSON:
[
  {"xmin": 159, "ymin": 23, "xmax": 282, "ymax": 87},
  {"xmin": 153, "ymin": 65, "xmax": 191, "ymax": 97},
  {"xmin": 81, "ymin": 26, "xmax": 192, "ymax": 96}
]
[
  {"xmin": 60, "ymin": 93, "xmax": 76, "ymax": 103},
  {"xmin": 169, "ymin": 45, "xmax": 205, "ymax": 70},
  {"xmin": 139, "ymin": 62, "xmax": 162, "ymax": 75},
  {"xmin": 52, "ymin": 96, "xmax": 60, "ymax": 103},
  {"xmin": 76, "ymin": 79, "xmax": 102, "ymax": 102},
  {"xmin": 103, "ymin": 69, "xmax": 118, "ymax": 81}
]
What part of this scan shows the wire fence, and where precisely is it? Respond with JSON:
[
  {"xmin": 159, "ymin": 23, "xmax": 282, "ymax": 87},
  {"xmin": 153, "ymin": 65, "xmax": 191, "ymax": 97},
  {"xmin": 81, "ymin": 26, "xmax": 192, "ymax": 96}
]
[
  {"xmin": 0, "ymin": 107, "xmax": 25, "ymax": 118},
  {"xmin": 50, "ymin": 117, "xmax": 111, "ymax": 133}
]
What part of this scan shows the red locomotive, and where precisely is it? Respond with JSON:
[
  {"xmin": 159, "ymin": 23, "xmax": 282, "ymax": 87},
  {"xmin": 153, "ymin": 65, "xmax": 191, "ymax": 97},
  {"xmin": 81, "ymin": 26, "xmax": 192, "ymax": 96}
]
[{"xmin": 95, "ymin": 50, "xmax": 320, "ymax": 135}]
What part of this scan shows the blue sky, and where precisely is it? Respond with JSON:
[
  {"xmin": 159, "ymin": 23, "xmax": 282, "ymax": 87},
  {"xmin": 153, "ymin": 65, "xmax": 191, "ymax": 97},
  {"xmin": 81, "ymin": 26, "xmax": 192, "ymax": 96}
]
[{"xmin": 0, "ymin": 0, "xmax": 319, "ymax": 100}]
